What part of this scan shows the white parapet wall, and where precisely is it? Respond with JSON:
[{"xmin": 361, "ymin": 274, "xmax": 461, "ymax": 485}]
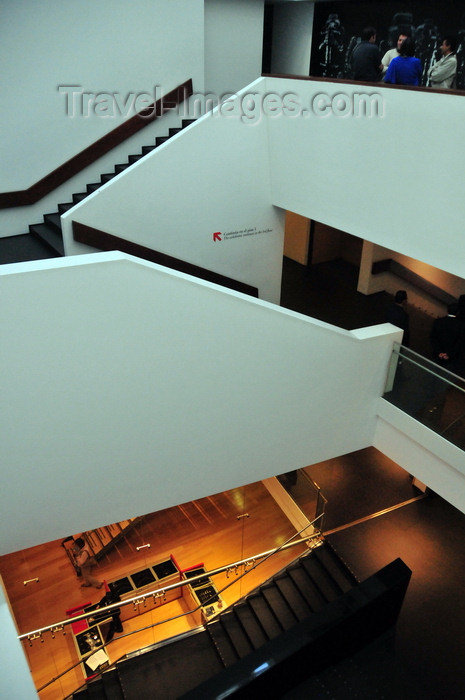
[
  {"xmin": 1, "ymin": 252, "xmax": 401, "ymax": 556},
  {"xmin": 265, "ymin": 76, "xmax": 465, "ymax": 285},
  {"xmin": 61, "ymin": 79, "xmax": 285, "ymax": 305}
]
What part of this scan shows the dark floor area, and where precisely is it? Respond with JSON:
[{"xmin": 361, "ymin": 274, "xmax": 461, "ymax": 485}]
[
  {"xmin": 280, "ymin": 257, "xmax": 465, "ymax": 700},
  {"xmin": 280, "ymin": 256, "xmax": 434, "ymax": 358},
  {"xmin": 0, "ymin": 233, "xmax": 58, "ymax": 264}
]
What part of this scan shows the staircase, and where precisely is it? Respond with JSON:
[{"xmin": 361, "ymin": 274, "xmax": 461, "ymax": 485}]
[
  {"xmin": 0, "ymin": 119, "xmax": 195, "ymax": 265},
  {"xmin": 67, "ymin": 541, "xmax": 413, "ymax": 699},
  {"xmin": 206, "ymin": 540, "xmax": 358, "ymax": 667}
]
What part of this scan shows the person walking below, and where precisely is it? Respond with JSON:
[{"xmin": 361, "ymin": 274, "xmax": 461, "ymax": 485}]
[
  {"xmin": 73, "ymin": 538, "xmax": 103, "ymax": 589},
  {"xmin": 386, "ymin": 290, "xmax": 410, "ymax": 347}
]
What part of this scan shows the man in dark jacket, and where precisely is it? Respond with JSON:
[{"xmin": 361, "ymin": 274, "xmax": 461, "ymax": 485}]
[
  {"xmin": 351, "ymin": 26, "xmax": 383, "ymax": 81},
  {"xmin": 386, "ymin": 290, "xmax": 410, "ymax": 347},
  {"xmin": 430, "ymin": 302, "xmax": 463, "ymax": 373}
]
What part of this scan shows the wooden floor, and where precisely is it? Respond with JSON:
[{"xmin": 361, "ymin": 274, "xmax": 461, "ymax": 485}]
[{"xmin": 0, "ymin": 479, "xmax": 311, "ymax": 700}]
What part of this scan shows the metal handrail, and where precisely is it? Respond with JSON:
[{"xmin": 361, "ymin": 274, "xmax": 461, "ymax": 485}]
[
  {"xmin": 19, "ymin": 513, "xmax": 323, "ymax": 642},
  {"xmin": 392, "ymin": 342, "xmax": 465, "ymax": 392}
]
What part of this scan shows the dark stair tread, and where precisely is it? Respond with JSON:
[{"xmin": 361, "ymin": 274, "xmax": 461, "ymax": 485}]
[
  {"xmin": 274, "ymin": 574, "xmax": 313, "ymax": 621},
  {"xmin": 86, "ymin": 183, "xmax": 100, "ymax": 194},
  {"xmin": 182, "ymin": 119, "xmax": 196, "ymax": 128},
  {"xmin": 85, "ymin": 677, "xmax": 106, "ymax": 700},
  {"xmin": 246, "ymin": 594, "xmax": 283, "ymax": 640},
  {"xmin": 0, "ymin": 233, "xmax": 59, "ymax": 264},
  {"xmin": 300, "ymin": 553, "xmax": 345, "ymax": 601},
  {"xmin": 155, "ymin": 136, "xmax": 169, "ymax": 146},
  {"xmin": 233, "ymin": 603, "xmax": 269, "ymax": 649},
  {"xmin": 141, "ymin": 145, "xmax": 156, "ymax": 155},
  {"xmin": 169, "ymin": 127, "xmax": 182, "ymax": 136},
  {"xmin": 261, "ymin": 584, "xmax": 298, "ymax": 630},
  {"xmin": 219, "ymin": 610, "xmax": 254, "ymax": 659},
  {"xmin": 57, "ymin": 202, "xmax": 75, "ymax": 214},
  {"xmin": 100, "ymin": 173, "xmax": 116, "ymax": 184},
  {"xmin": 29, "ymin": 223, "xmax": 64, "ymax": 255},
  {"xmin": 43, "ymin": 212, "xmax": 62, "ymax": 232},
  {"xmin": 101, "ymin": 667, "xmax": 125, "ymax": 699},
  {"xmin": 207, "ymin": 618, "xmax": 240, "ymax": 668},
  {"xmin": 73, "ymin": 192, "xmax": 89, "ymax": 203},
  {"xmin": 313, "ymin": 543, "xmax": 358, "ymax": 592},
  {"xmin": 69, "ymin": 686, "xmax": 90, "ymax": 699},
  {"xmin": 287, "ymin": 562, "xmax": 327, "ymax": 612}
]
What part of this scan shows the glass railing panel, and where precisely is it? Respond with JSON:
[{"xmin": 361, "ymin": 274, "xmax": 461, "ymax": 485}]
[
  {"xmin": 383, "ymin": 342, "xmax": 465, "ymax": 449},
  {"xmin": 277, "ymin": 469, "xmax": 326, "ymax": 532}
]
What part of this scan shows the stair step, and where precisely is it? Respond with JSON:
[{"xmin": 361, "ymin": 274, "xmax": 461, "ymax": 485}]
[
  {"xmin": 57, "ymin": 201, "xmax": 75, "ymax": 214},
  {"xmin": 86, "ymin": 676, "xmax": 106, "ymax": 700},
  {"xmin": 182, "ymin": 118, "xmax": 196, "ymax": 128},
  {"xmin": 246, "ymin": 593, "xmax": 283, "ymax": 640},
  {"xmin": 261, "ymin": 585, "xmax": 298, "ymax": 630},
  {"xmin": 274, "ymin": 574, "xmax": 313, "ymax": 622},
  {"xmin": 141, "ymin": 145, "xmax": 156, "ymax": 155},
  {"xmin": 300, "ymin": 552, "xmax": 345, "ymax": 602},
  {"xmin": 155, "ymin": 135, "xmax": 169, "ymax": 146},
  {"xmin": 128, "ymin": 154, "xmax": 143, "ymax": 164},
  {"xmin": 86, "ymin": 183, "xmax": 100, "ymax": 194},
  {"xmin": 207, "ymin": 618, "xmax": 240, "ymax": 668},
  {"xmin": 101, "ymin": 667, "xmax": 125, "ymax": 699},
  {"xmin": 73, "ymin": 191, "xmax": 89, "ymax": 204},
  {"xmin": 219, "ymin": 610, "xmax": 254, "ymax": 659},
  {"xmin": 313, "ymin": 543, "xmax": 358, "ymax": 593},
  {"xmin": 287, "ymin": 562, "xmax": 326, "ymax": 612},
  {"xmin": 169, "ymin": 127, "xmax": 182, "ymax": 137},
  {"xmin": 0, "ymin": 233, "xmax": 59, "ymax": 264},
  {"xmin": 43, "ymin": 212, "xmax": 62, "ymax": 233},
  {"xmin": 29, "ymin": 223, "xmax": 64, "ymax": 256},
  {"xmin": 100, "ymin": 173, "xmax": 116, "ymax": 184},
  {"xmin": 233, "ymin": 603, "xmax": 268, "ymax": 649},
  {"xmin": 114, "ymin": 163, "xmax": 129, "ymax": 173}
]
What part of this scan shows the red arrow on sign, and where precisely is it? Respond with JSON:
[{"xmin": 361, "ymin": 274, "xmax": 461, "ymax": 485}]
[{"xmin": 213, "ymin": 232, "xmax": 222, "ymax": 241}]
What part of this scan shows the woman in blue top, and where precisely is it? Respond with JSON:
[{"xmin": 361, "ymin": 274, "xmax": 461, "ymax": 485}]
[{"xmin": 384, "ymin": 37, "xmax": 422, "ymax": 86}]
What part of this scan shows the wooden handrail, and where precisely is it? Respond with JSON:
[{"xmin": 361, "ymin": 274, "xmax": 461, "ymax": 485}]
[
  {"xmin": 0, "ymin": 79, "xmax": 193, "ymax": 209},
  {"xmin": 73, "ymin": 221, "xmax": 259, "ymax": 298}
]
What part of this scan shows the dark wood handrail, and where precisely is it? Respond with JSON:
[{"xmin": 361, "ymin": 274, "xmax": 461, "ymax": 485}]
[
  {"xmin": 73, "ymin": 221, "xmax": 259, "ymax": 298},
  {"xmin": 262, "ymin": 72, "xmax": 464, "ymax": 97},
  {"xmin": 0, "ymin": 79, "xmax": 193, "ymax": 210}
]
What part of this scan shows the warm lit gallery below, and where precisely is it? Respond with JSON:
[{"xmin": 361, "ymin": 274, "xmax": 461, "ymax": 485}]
[{"xmin": 2, "ymin": 445, "xmax": 465, "ymax": 700}]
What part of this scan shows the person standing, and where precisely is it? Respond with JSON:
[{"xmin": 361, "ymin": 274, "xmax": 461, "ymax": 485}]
[
  {"xmin": 384, "ymin": 37, "xmax": 422, "ymax": 86},
  {"xmin": 428, "ymin": 36, "xmax": 457, "ymax": 89},
  {"xmin": 351, "ymin": 27, "xmax": 383, "ymax": 81},
  {"xmin": 381, "ymin": 32, "xmax": 409, "ymax": 76},
  {"xmin": 430, "ymin": 302, "xmax": 463, "ymax": 373},
  {"xmin": 386, "ymin": 290, "xmax": 410, "ymax": 347},
  {"xmin": 73, "ymin": 538, "xmax": 103, "ymax": 589}
]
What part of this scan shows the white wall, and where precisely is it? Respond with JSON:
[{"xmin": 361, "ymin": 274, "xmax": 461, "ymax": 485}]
[
  {"xmin": 1, "ymin": 0, "xmax": 270, "ymax": 239},
  {"xmin": 61, "ymin": 83, "xmax": 285, "ymax": 303},
  {"xmin": 265, "ymin": 76, "xmax": 465, "ymax": 284},
  {"xmin": 0, "ymin": 581, "xmax": 37, "ymax": 700},
  {"xmin": 271, "ymin": 1, "xmax": 314, "ymax": 75},
  {"xmin": 0, "ymin": 252, "xmax": 400, "ymax": 556},
  {"xmin": 0, "ymin": 0, "xmax": 204, "ymax": 191},
  {"xmin": 204, "ymin": 0, "xmax": 265, "ymax": 96}
]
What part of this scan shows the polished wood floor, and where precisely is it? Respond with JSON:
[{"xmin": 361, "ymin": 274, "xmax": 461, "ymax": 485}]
[{"xmin": 0, "ymin": 479, "xmax": 310, "ymax": 700}]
